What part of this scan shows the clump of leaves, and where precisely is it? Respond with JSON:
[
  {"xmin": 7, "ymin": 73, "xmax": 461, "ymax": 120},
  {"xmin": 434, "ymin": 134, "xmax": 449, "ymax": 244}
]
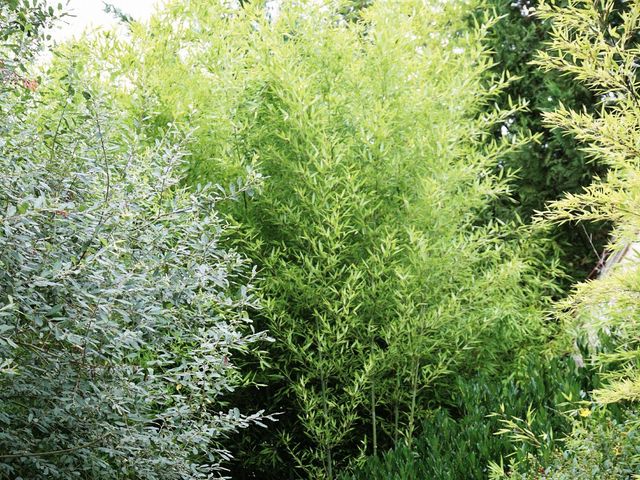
[
  {"xmin": 491, "ymin": 409, "xmax": 640, "ymax": 480},
  {"xmin": 340, "ymin": 351, "xmax": 595, "ymax": 480},
  {"xmin": 0, "ymin": 0, "xmax": 64, "ymax": 83}
]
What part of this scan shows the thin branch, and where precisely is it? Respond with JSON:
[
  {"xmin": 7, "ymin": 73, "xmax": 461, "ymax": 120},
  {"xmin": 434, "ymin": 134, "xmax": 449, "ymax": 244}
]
[
  {"xmin": 0, "ymin": 438, "xmax": 102, "ymax": 460},
  {"xmin": 49, "ymin": 100, "xmax": 69, "ymax": 164},
  {"xmin": 74, "ymin": 97, "xmax": 112, "ymax": 266}
]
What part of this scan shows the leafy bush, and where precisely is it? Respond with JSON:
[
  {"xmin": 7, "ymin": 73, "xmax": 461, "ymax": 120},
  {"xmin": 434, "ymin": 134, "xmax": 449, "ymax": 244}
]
[
  {"xmin": 341, "ymin": 353, "xmax": 596, "ymax": 480},
  {"xmin": 74, "ymin": 1, "xmax": 565, "ymax": 477},
  {"xmin": 495, "ymin": 410, "xmax": 640, "ymax": 480},
  {"xmin": 0, "ymin": 31, "xmax": 270, "ymax": 479}
]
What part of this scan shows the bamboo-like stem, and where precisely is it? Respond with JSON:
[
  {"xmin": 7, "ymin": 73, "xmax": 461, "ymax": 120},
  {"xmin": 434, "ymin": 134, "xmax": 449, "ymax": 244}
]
[
  {"xmin": 407, "ymin": 358, "xmax": 420, "ymax": 449},
  {"xmin": 321, "ymin": 373, "xmax": 333, "ymax": 479},
  {"xmin": 371, "ymin": 370, "xmax": 377, "ymax": 456},
  {"xmin": 394, "ymin": 372, "xmax": 400, "ymax": 445},
  {"xmin": 316, "ymin": 316, "xmax": 333, "ymax": 480}
]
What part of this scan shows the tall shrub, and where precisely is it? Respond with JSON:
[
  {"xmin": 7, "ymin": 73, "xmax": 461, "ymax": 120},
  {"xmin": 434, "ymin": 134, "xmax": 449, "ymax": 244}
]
[
  {"xmin": 0, "ymin": 24, "xmax": 270, "ymax": 479},
  {"xmin": 81, "ymin": 1, "xmax": 561, "ymax": 477}
]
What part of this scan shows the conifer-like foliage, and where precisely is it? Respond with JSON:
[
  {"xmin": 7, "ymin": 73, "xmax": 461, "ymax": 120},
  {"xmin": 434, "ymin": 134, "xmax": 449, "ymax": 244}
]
[
  {"xmin": 81, "ymin": 1, "xmax": 561, "ymax": 477},
  {"xmin": 480, "ymin": 1, "xmax": 640, "ymax": 477},
  {"xmin": 535, "ymin": 0, "xmax": 640, "ymax": 406}
]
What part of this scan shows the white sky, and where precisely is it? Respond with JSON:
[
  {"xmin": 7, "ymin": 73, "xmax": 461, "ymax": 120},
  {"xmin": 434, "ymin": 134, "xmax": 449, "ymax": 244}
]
[{"xmin": 51, "ymin": 0, "xmax": 161, "ymax": 43}]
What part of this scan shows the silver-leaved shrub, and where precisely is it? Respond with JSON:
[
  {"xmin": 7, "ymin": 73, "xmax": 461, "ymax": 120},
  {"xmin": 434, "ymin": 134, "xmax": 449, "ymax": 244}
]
[{"xmin": 0, "ymin": 49, "xmax": 270, "ymax": 478}]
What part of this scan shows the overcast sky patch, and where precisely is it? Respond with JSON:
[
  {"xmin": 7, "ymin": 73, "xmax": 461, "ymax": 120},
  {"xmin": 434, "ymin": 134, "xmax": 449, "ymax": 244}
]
[{"xmin": 51, "ymin": 0, "xmax": 161, "ymax": 43}]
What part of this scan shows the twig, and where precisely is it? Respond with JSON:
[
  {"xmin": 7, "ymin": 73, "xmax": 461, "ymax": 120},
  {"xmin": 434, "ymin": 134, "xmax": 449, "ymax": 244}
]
[{"xmin": 0, "ymin": 438, "xmax": 102, "ymax": 460}]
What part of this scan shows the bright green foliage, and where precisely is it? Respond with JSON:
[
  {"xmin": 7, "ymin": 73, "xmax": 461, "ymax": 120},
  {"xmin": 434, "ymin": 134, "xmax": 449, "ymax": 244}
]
[
  {"xmin": 77, "ymin": 1, "xmax": 563, "ymax": 477},
  {"xmin": 534, "ymin": 0, "xmax": 640, "ymax": 408},
  {"xmin": 0, "ymin": 17, "xmax": 271, "ymax": 478}
]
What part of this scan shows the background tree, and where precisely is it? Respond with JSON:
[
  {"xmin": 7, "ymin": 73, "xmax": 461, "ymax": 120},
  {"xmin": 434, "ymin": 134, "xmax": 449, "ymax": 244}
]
[
  {"xmin": 535, "ymin": 0, "xmax": 640, "ymax": 416},
  {"xmin": 479, "ymin": 0, "xmax": 608, "ymax": 282}
]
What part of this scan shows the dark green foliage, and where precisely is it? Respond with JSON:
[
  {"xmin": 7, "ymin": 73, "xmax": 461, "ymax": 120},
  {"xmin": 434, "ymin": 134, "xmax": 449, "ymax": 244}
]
[
  {"xmin": 479, "ymin": 0, "xmax": 608, "ymax": 281},
  {"xmin": 340, "ymin": 355, "xmax": 597, "ymax": 480},
  {"xmin": 493, "ymin": 1, "xmax": 640, "ymax": 476},
  {"xmin": 533, "ymin": 0, "xmax": 640, "ymax": 408}
]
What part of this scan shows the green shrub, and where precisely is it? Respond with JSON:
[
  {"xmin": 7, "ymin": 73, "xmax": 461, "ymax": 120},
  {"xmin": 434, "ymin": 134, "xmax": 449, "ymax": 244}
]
[
  {"xmin": 67, "ymin": 1, "xmax": 569, "ymax": 477},
  {"xmin": 341, "ymin": 353, "xmax": 596, "ymax": 480},
  {"xmin": 496, "ymin": 410, "xmax": 640, "ymax": 480},
  {"xmin": 0, "ymin": 25, "xmax": 270, "ymax": 479}
]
